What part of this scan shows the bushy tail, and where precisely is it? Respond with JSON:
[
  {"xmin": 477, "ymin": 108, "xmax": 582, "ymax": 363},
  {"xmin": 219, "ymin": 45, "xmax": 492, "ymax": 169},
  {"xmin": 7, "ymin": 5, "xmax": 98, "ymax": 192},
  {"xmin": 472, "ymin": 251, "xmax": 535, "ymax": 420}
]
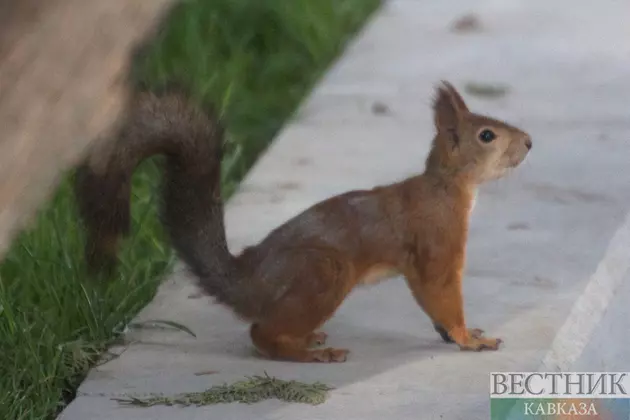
[{"xmin": 74, "ymin": 86, "xmax": 248, "ymax": 312}]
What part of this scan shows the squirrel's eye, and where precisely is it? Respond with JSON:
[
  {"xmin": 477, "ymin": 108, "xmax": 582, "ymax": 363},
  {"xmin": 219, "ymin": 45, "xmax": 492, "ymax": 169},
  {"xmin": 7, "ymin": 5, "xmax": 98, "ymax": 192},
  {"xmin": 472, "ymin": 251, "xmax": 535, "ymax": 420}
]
[{"xmin": 478, "ymin": 129, "xmax": 496, "ymax": 143}]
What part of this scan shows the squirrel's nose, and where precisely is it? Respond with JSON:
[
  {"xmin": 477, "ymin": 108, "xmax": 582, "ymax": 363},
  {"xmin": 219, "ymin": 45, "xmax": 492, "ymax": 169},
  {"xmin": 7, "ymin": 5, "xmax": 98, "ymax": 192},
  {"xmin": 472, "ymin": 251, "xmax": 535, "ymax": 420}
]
[{"xmin": 524, "ymin": 136, "xmax": 532, "ymax": 150}]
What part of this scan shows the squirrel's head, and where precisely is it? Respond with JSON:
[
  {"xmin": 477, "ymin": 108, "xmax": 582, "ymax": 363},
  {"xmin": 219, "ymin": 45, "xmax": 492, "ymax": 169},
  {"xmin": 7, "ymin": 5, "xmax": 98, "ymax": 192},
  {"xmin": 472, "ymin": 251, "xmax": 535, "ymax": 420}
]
[{"xmin": 425, "ymin": 81, "xmax": 531, "ymax": 184}]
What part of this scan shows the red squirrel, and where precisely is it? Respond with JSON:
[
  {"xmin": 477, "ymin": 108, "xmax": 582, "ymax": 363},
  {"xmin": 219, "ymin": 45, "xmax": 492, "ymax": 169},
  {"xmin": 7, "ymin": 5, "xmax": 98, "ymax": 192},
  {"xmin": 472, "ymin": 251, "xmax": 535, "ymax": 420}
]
[{"xmin": 75, "ymin": 81, "xmax": 531, "ymax": 363}]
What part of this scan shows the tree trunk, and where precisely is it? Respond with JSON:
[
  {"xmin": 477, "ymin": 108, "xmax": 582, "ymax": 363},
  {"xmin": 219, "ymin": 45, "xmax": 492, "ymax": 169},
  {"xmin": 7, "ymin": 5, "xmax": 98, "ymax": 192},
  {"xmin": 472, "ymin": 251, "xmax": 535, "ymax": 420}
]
[{"xmin": 0, "ymin": 0, "xmax": 174, "ymax": 257}]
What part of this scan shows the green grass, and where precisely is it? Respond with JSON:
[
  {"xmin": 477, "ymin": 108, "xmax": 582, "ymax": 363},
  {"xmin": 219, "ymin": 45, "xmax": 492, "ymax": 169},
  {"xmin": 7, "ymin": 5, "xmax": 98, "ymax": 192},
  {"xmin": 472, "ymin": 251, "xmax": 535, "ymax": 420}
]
[{"xmin": 0, "ymin": 0, "xmax": 380, "ymax": 419}]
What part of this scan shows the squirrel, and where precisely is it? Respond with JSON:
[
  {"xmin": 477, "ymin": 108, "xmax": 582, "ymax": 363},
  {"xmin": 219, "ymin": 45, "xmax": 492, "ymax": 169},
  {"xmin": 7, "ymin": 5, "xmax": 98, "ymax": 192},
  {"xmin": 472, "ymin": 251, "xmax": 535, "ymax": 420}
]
[{"xmin": 74, "ymin": 80, "xmax": 532, "ymax": 363}]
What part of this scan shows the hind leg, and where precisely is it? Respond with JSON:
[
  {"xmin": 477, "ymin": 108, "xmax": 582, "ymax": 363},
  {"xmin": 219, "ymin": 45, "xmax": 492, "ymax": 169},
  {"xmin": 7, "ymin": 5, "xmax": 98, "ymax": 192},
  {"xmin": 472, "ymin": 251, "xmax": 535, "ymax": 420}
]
[
  {"xmin": 306, "ymin": 331, "xmax": 328, "ymax": 347},
  {"xmin": 249, "ymin": 250, "xmax": 354, "ymax": 363},
  {"xmin": 251, "ymin": 325, "xmax": 347, "ymax": 362}
]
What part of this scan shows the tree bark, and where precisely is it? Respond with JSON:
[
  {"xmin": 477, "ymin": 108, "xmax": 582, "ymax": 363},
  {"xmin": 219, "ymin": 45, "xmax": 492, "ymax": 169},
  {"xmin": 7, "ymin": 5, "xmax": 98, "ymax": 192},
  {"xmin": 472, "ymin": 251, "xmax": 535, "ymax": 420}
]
[{"xmin": 0, "ymin": 0, "xmax": 174, "ymax": 257}]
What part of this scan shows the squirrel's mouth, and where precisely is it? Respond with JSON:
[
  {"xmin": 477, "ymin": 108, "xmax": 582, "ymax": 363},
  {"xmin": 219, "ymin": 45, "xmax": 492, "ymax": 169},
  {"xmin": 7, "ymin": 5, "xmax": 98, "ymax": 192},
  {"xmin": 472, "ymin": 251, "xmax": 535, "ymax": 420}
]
[
  {"xmin": 508, "ymin": 159, "xmax": 521, "ymax": 169},
  {"xmin": 507, "ymin": 151, "xmax": 529, "ymax": 169}
]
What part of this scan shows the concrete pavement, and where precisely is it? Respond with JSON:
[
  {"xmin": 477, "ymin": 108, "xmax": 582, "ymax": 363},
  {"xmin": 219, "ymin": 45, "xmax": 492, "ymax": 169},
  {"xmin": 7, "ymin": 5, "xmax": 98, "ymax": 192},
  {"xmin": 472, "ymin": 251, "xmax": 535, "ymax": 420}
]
[{"xmin": 59, "ymin": 0, "xmax": 630, "ymax": 419}]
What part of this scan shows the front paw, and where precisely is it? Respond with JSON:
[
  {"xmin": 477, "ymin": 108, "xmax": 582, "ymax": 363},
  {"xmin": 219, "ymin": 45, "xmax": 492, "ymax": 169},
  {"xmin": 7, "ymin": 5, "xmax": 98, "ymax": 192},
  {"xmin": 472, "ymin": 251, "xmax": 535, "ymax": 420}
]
[
  {"xmin": 434, "ymin": 323, "xmax": 453, "ymax": 343},
  {"xmin": 459, "ymin": 336, "xmax": 503, "ymax": 352},
  {"xmin": 468, "ymin": 328, "xmax": 484, "ymax": 339},
  {"xmin": 434, "ymin": 324, "xmax": 485, "ymax": 343}
]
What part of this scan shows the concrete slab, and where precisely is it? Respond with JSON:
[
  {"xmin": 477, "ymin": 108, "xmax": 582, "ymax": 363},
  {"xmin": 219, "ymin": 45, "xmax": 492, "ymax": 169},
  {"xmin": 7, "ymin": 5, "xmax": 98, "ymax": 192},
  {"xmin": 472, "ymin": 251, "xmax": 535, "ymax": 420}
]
[{"xmin": 58, "ymin": 0, "xmax": 630, "ymax": 419}]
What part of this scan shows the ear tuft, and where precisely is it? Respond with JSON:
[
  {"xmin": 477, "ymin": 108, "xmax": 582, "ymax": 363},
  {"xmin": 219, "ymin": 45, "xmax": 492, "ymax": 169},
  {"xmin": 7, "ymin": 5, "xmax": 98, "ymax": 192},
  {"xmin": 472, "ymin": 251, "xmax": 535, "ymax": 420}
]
[
  {"xmin": 443, "ymin": 81, "xmax": 469, "ymax": 113},
  {"xmin": 433, "ymin": 81, "xmax": 463, "ymax": 132}
]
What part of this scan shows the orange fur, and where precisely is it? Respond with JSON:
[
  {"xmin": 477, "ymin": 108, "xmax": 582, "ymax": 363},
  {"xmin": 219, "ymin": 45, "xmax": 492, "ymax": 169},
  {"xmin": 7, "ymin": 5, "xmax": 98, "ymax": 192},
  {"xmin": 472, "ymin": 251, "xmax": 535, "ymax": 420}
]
[{"xmin": 75, "ymin": 81, "xmax": 531, "ymax": 362}]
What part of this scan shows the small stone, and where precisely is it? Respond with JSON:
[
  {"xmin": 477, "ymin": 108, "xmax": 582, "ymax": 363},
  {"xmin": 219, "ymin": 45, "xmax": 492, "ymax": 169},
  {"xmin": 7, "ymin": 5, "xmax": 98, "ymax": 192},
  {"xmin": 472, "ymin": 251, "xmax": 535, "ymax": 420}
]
[
  {"xmin": 451, "ymin": 13, "xmax": 483, "ymax": 33},
  {"xmin": 371, "ymin": 101, "xmax": 390, "ymax": 115},
  {"xmin": 464, "ymin": 82, "xmax": 510, "ymax": 99}
]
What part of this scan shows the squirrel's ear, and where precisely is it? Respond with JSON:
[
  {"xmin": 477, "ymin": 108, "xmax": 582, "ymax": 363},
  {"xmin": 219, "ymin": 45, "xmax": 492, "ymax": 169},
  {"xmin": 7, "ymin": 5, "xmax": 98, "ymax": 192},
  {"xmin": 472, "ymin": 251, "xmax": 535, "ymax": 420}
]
[
  {"xmin": 433, "ymin": 81, "xmax": 466, "ymax": 141},
  {"xmin": 442, "ymin": 81, "xmax": 469, "ymax": 114}
]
